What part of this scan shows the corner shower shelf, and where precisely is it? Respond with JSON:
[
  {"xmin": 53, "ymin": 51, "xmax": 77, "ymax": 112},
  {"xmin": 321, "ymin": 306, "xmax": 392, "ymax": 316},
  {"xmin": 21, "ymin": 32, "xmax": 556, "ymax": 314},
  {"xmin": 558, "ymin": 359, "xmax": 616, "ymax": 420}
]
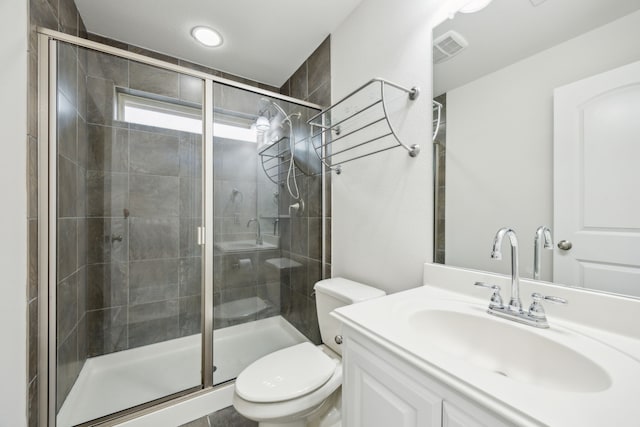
[
  {"xmin": 258, "ymin": 136, "xmax": 307, "ymax": 185},
  {"xmin": 306, "ymin": 78, "xmax": 420, "ymax": 174}
]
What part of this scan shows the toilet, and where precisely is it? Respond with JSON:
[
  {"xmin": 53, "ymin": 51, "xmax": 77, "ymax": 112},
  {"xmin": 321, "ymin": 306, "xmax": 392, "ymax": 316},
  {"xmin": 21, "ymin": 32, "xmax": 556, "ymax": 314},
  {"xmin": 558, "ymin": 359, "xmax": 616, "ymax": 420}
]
[{"xmin": 232, "ymin": 277, "xmax": 386, "ymax": 427}]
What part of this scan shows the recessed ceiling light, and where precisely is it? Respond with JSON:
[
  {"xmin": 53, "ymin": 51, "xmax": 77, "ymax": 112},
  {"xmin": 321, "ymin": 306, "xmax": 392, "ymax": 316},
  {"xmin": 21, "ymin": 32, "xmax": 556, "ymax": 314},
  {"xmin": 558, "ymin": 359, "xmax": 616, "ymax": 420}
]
[{"xmin": 191, "ymin": 26, "xmax": 223, "ymax": 47}]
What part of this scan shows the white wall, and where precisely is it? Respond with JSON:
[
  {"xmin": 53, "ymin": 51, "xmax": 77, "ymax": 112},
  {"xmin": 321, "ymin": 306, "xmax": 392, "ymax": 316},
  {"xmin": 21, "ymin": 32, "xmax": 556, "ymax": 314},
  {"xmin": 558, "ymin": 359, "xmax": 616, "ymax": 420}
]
[
  {"xmin": 445, "ymin": 10, "xmax": 640, "ymax": 280},
  {"xmin": 0, "ymin": 0, "xmax": 28, "ymax": 425},
  {"xmin": 330, "ymin": 0, "xmax": 462, "ymax": 294}
]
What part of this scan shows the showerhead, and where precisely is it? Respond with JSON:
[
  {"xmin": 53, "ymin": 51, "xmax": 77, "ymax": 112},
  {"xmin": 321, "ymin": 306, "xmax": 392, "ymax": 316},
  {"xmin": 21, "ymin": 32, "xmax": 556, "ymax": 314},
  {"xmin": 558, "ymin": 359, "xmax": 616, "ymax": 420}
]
[{"xmin": 255, "ymin": 115, "xmax": 270, "ymax": 132}]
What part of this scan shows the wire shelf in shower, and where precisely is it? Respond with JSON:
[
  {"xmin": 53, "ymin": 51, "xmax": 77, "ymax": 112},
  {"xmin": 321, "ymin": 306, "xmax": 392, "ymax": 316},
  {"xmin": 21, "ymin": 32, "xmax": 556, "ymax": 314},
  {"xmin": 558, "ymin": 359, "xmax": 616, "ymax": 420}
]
[
  {"xmin": 258, "ymin": 137, "xmax": 310, "ymax": 185},
  {"xmin": 306, "ymin": 78, "xmax": 420, "ymax": 174}
]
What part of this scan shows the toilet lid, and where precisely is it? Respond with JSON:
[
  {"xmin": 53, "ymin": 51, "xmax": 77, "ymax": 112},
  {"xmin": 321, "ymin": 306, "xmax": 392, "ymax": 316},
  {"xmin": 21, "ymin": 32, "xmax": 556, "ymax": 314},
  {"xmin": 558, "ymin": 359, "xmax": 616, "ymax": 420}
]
[{"xmin": 235, "ymin": 342, "xmax": 338, "ymax": 403}]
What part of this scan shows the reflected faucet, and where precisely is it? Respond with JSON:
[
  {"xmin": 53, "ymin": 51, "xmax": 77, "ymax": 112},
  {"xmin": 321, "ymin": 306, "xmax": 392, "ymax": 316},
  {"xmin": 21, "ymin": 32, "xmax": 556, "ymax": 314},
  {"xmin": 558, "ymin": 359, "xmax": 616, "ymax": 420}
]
[
  {"xmin": 491, "ymin": 228, "xmax": 521, "ymax": 313},
  {"xmin": 533, "ymin": 226, "xmax": 553, "ymax": 280},
  {"xmin": 247, "ymin": 218, "xmax": 263, "ymax": 245}
]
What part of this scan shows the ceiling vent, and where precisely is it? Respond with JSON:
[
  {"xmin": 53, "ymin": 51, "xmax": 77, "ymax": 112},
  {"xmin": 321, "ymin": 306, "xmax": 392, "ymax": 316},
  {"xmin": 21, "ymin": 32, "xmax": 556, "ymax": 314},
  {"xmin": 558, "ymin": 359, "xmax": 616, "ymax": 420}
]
[{"xmin": 433, "ymin": 30, "xmax": 468, "ymax": 64}]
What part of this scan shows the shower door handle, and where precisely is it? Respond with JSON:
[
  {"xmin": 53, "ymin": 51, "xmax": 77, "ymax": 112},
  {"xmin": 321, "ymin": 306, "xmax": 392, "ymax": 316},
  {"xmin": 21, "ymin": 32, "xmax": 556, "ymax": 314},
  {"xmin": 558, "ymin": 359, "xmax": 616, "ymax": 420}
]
[{"xmin": 197, "ymin": 227, "xmax": 206, "ymax": 246}]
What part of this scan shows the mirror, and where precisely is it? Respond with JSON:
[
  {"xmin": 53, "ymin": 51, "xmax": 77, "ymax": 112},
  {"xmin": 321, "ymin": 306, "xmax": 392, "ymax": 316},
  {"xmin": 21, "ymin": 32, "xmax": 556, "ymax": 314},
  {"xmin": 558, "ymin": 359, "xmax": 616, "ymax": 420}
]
[{"xmin": 433, "ymin": 0, "xmax": 640, "ymax": 298}]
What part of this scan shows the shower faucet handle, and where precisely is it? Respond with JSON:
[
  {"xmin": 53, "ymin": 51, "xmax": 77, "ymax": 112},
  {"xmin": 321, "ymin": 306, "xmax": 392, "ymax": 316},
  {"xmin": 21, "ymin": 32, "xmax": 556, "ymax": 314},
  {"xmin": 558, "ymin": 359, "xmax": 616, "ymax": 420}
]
[{"xmin": 288, "ymin": 199, "xmax": 305, "ymax": 216}]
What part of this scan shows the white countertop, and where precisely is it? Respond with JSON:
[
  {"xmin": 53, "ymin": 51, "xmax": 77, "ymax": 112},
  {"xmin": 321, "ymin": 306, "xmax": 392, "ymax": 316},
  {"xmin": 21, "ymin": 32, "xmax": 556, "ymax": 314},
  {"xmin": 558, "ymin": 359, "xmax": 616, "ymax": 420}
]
[{"xmin": 333, "ymin": 277, "xmax": 640, "ymax": 427}]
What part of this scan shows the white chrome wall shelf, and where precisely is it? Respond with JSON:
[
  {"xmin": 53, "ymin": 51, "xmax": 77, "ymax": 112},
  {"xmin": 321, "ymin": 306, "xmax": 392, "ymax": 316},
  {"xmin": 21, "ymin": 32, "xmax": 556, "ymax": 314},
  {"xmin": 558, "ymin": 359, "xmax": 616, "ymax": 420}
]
[{"xmin": 307, "ymin": 78, "xmax": 420, "ymax": 174}]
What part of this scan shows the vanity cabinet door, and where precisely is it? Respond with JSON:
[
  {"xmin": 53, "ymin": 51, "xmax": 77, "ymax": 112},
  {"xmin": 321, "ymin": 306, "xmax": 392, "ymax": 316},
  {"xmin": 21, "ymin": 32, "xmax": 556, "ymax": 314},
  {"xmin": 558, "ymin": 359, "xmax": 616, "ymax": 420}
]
[
  {"xmin": 343, "ymin": 336, "xmax": 442, "ymax": 427},
  {"xmin": 342, "ymin": 326, "xmax": 516, "ymax": 427}
]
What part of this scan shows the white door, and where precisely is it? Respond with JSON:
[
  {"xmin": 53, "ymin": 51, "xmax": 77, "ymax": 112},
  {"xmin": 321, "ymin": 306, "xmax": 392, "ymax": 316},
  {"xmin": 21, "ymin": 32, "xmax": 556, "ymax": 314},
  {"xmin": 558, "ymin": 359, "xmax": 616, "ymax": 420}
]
[{"xmin": 554, "ymin": 61, "xmax": 640, "ymax": 297}]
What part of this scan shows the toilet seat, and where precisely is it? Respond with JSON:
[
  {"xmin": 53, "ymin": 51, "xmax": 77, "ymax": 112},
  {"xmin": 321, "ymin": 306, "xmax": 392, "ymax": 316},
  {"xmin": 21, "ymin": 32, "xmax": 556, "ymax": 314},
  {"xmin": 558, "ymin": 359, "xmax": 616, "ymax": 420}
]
[
  {"xmin": 233, "ymin": 359, "xmax": 342, "ymax": 424},
  {"xmin": 235, "ymin": 342, "xmax": 338, "ymax": 403}
]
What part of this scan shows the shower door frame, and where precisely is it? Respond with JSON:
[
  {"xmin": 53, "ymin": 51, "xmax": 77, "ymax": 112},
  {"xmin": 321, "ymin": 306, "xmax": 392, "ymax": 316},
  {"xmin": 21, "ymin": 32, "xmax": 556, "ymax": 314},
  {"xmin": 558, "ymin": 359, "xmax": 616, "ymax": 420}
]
[{"xmin": 37, "ymin": 28, "xmax": 325, "ymax": 427}]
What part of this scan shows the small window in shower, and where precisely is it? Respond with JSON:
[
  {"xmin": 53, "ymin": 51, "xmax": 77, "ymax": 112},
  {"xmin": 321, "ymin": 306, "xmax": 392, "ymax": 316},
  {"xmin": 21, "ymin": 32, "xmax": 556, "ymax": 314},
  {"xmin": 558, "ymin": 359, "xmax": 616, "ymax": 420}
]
[
  {"xmin": 115, "ymin": 87, "xmax": 202, "ymax": 133},
  {"xmin": 115, "ymin": 87, "xmax": 258, "ymax": 142}
]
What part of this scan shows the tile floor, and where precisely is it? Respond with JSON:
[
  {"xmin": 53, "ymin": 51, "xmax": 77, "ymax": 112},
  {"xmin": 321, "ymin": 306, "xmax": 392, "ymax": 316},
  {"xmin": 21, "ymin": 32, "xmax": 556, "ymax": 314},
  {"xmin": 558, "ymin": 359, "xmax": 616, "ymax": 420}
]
[{"xmin": 180, "ymin": 406, "xmax": 257, "ymax": 427}]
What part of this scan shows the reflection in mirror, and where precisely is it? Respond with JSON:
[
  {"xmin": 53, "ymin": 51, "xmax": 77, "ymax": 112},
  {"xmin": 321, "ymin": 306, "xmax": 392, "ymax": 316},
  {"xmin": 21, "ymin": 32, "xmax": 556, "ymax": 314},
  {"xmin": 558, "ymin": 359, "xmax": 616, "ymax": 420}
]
[{"xmin": 433, "ymin": 0, "xmax": 640, "ymax": 298}]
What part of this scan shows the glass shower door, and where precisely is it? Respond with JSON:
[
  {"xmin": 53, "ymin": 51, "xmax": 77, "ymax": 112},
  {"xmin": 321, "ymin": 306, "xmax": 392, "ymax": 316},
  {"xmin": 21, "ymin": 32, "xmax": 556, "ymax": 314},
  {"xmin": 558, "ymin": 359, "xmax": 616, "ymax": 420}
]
[
  {"xmin": 211, "ymin": 83, "xmax": 322, "ymax": 386},
  {"xmin": 54, "ymin": 41, "xmax": 205, "ymax": 426}
]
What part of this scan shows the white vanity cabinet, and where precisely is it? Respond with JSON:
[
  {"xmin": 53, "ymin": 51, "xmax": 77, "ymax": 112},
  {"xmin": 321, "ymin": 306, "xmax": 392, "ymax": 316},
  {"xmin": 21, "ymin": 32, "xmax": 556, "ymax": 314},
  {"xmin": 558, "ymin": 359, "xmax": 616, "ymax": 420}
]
[{"xmin": 341, "ymin": 325, "xmax": 513, "ymax": 427}]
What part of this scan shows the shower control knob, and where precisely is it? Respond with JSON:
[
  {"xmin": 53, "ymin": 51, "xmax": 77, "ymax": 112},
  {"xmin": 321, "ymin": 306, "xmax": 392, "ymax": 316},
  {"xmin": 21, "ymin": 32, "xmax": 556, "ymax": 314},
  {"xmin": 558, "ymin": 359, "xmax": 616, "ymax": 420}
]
[
  {"xmin": 557, "ymin": 240, "xmax": 572, "ymax": 251},
  {"xmin": 334, "ymin": 335, "xmax": 343, "ymax": 345}
]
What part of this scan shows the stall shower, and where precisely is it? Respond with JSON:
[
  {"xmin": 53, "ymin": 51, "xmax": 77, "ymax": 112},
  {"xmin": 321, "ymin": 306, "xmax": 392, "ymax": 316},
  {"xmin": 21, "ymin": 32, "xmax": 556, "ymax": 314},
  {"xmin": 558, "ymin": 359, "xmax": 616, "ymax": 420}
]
[{"xmin": 41, "ymin": 32, "xmax": 328, "ymax": 426}]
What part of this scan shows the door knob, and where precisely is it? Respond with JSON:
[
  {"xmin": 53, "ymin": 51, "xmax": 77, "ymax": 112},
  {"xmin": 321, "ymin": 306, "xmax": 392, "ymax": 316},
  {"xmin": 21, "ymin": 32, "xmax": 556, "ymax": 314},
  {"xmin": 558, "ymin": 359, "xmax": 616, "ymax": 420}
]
[{"xmin": 557, "ymin": 240, "xmax": 572, "ymax": 250}]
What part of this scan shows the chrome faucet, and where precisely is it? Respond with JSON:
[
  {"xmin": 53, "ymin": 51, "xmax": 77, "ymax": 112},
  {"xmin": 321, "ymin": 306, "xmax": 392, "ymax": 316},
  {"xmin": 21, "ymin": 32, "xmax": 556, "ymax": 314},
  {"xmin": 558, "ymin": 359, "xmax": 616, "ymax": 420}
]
[
  {"xmin": 247, "ymin": 218, "xmax": 263, "ymax": 245},
  {"xmin": 533, "ymin": 226, "xmax": 553, "ymax": 280},
  {"xmin": 491, "ymin": 227, "xmax": 521, "ymax": 313},
  {"xmin": 475, "ymin": 227, "xmax": 568, "ymax": 328}
]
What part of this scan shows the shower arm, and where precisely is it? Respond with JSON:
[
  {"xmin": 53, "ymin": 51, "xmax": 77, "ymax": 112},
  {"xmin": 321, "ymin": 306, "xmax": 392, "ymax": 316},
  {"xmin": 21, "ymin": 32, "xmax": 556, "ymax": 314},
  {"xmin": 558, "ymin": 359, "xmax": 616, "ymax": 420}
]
[{"xmin": 261, "ymin": 97, "xmax": 301, "ymax": 125}]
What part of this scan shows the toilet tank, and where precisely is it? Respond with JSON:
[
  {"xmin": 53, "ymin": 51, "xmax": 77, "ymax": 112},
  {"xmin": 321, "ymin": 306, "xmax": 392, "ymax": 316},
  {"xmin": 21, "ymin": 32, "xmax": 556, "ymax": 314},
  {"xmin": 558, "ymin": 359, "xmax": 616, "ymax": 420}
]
[{"xmin": 314, "ymin": 278, "xmax": 386, "ymax": 355}]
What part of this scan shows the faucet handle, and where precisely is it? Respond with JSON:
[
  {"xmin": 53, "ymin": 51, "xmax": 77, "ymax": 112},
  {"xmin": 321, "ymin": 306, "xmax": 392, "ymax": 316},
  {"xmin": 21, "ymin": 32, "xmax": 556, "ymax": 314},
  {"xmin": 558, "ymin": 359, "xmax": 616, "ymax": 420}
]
[
  {"xmin": 474, "ymin": 282, "xmax": 504, "ymax": 309},
  {"xmin": 528, "ymin": 292, "xmax": 567, "ymax": 321},
  {"xmin": 474, "ymin": 281, "xmax": 498, "ymax": 290},
  {"xmin": 531, "ymin": 293, "xmax": 568, "ymax": 305}
]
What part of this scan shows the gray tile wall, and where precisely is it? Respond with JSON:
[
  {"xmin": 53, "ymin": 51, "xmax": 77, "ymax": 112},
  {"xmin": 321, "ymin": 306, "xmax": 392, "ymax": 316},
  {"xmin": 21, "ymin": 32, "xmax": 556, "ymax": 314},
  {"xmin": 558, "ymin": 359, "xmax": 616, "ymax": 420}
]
[
  {"xmin": 212, "ymin": 84, "xmax": 284, "ymax": 330},
  {"xmin": 278, "ymin": 37, "xmax": 332, "ymax": 344},
  {"xmin": 55, "ymin": 41, "xmax": 89, "ymax": 411},
  {"xmin": 28, "ymin": 0, "xmax": 89, "ymax": 423},
  {"xmin": 81, "ymin": 49, "xmax": 204, "ymax": 356},
  {"xmin": 34, "ymin": 35, "xmax": 266, "ymax": 419},
  {"xmin": 85, "ymin": 34, "xmax": 281, "ymax": 94},
  {"xmin": 209, "ymin": 54, "xmax": 331, "ymax": 342},
  {"xmin": 73, "ymin": 40, "xmax": 288, "ymax": 339}
]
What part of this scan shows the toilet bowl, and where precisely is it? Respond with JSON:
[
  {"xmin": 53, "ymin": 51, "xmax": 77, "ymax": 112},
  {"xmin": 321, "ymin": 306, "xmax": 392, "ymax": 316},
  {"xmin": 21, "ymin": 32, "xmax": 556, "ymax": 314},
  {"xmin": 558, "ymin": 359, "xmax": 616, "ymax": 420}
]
[
  {"xmin": 233, "ymin": 343, "xmax": 342, "ymax": 427},
  {"xmin": 232, "ymin": 278, "xmax": 385, "ymax": 427}
]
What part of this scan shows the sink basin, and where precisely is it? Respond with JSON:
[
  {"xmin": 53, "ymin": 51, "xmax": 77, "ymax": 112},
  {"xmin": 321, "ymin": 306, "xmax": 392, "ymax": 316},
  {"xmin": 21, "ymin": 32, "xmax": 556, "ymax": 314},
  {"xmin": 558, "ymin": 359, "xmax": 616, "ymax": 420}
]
[
  {"xmin": 332, "ymin": 281, "xmax": 640, "ymax": 427},
  {"xmin": 215, "ymin": 240, "xmax": 277, "ymax": 253},
  {"xmin": 409, "ymin": 309, "xmax": 611, "ymax": 393}
]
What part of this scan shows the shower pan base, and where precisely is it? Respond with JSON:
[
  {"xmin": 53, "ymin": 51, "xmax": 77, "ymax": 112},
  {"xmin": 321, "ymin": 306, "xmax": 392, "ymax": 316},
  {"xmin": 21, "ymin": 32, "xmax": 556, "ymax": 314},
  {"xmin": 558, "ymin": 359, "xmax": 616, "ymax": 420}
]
[{"xmin": 57, "ymin": 316, "xmax": 308, "ymax": 427}]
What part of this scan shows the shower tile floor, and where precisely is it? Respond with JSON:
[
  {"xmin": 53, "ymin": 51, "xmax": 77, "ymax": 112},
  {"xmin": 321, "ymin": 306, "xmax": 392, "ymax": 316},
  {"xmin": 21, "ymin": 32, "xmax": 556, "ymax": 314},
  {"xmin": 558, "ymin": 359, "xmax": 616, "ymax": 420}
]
[{"xmin": 57, "ymin": 316, "xmax": 307, "ymax": 427}]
